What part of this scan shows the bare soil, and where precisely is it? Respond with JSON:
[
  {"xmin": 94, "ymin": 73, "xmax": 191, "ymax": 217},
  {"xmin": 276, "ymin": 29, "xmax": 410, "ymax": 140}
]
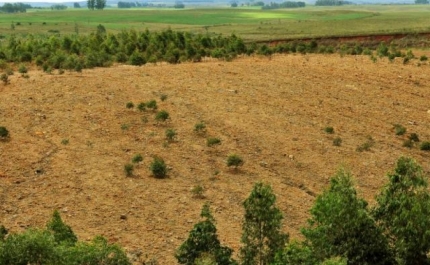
[{"xmin": 1, "ymin": 53, "xmax": 430, "ymax": 264}]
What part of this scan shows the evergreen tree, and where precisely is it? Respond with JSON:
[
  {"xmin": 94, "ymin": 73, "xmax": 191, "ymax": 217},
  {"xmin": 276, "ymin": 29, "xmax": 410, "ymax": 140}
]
[
  {"xmin": 240, "ymin": 182, "xmax": 288, "ymax": 265},
  {"xmin": 302, "ymin": 168, "xmax": 394, "ymax": 265},
  {"xmin": 46, "ymin": 210, "xmax": 78, "ymax": 245},
  {"xmin": 95, "ymin": 0, "xmax": 106, "ymax": 10},
  {"xmin": 373, "ymin": 157, "xmax": 430, "ymax": 265},
  {"xmin": 176, "ymin": 203, "xmax": 237, "ymax": 265}
]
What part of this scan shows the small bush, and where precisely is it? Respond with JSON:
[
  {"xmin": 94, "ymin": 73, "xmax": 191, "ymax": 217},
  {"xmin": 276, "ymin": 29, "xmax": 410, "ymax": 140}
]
[
  {"xmin": 191, "ymin": 185, "xmax": 205, "ymax": 199},
  {"xmin": 137, "ymin": 102, "xmax": 146, "ymax": 112},
  {"xmin": 207, "ymin": 137, "xmax": 221, "ymax": 147},
  {"xmin": 155, "ymin": 110, "xmax": 169, "ymax": 122},
  {"xmin": 18, "ymin": 64, "xmax": 28, "ymax": 74},
  {"xmin": 160, "ymin": 94, "xmax": 168, "ymax": 101},
  {"xmin": 165, "ymin": 128, "xmax": 177, "ymax": 141},
  {"xmin": 333, "ymin": 137, "xmax": 342, "ymax": 147},
  {"xmin": 0, "ymin": 73, "xmax": 9, "ymax": 85},
  {"xmin": 324, "ymin": 126, "xmax": 334, "ymax": 134},
  {"xmin": 420, "ymin": 55, "xmax": 428, "ymax": 61},
  {"xmin": 393, "ymin": 124, "xmax": 406, "ymax": 136},
  {"xmin": 124, "ymin": 163, "xmax": 134, "ymax": 177},
  {"xmin": 227, "ymin": 154, "xmax": 244, "ymax": 169},
  {"xmin": 403, "ymin": 139, "xmax": 414, "ymax": 148},
  {"xmin": 146, "ymin": 100, "xmax": 157, "ymax": 110},
  {"xmin": 132, "ymin": 154, "xmax": 143, "ymax": 164},
  {"xmin": 61, "ymin": 139, "xmax": 69, "ymax": 145},
  {"xmin": 420, "ymin": 141, "xmax": 430, "ymax": 151},
  {"xmin": 0, "ymin": 126, "xmax": 9, "ymax": 138},
  {"xmin": 408, "ymin": 133, "xmax": 420, "ymax": 142},
  {"xmin": 126, "ymin": 102, "xmax": 134, "ymax": 109},
  {"xmin": 194, "ymin": 122, "xmax": 206, "ymax": 134},
  {"xmin": 356, "ymin": 136, "xmax": 374, "ymax": 152},
  {"xmin": 150, "ymin": 156, "xmax": 167, "ymax": 178}
]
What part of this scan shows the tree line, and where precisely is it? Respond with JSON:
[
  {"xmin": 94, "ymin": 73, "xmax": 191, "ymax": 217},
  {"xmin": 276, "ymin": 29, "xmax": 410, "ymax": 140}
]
[
  {"xmin": 0, "ymin": 3, "xmax": 32, "ymax": 13},
  {"xmin": 1, "ymin": 157, "xmax": 430, "ymax": 264},
  {"xmin": 261, "ymin": 1, "xmax": 305, "ymax": 9}
]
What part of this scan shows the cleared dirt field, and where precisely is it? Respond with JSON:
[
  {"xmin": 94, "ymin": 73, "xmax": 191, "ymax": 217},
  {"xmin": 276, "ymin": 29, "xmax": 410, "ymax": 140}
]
[{"xmin": 1, "ymin": 53, "xmax": 430, "ymax": 264}]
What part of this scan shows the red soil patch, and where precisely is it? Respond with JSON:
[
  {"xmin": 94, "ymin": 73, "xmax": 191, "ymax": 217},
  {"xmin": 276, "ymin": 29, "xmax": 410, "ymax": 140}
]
[{"xmin": 1, "ymin": 54, "xmax": 430, "ymax": 264}]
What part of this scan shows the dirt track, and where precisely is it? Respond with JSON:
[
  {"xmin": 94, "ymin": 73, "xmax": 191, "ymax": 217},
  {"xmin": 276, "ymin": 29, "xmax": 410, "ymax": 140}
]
[{"xmin": 1, "ymin": 53, "xmax": 430, "ymax": 264}]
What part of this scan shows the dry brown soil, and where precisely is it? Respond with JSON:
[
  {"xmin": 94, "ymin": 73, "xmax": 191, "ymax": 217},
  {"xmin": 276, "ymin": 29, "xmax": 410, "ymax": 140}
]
[{"xmin": 1, "ymin": 53, "xmax": 430, "ymax": 264}]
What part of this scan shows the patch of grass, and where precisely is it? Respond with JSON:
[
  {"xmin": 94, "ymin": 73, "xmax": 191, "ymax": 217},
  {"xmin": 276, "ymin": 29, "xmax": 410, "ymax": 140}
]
[
  {"xmin": 124, "ymin": 163, "xmax": 134, "ymax": 177},
  {"xmin": 356, "ymin": 136, "xmax": 374, "ymax": 152},
  {"xmin": 393, "ymin": 124, "xmax": 406, "ymax": 136},
  {"xmin": 165, "ymin": 128, "xmax": 177, "ymax": 141},
  {"xmin": 0, "ymin": 73, "xmax": 9, "ymax": 85},
  {"xmin": 324, "ymin": 126, "xmax": 334, "ymax": 134},
  {"xmin": 333, "ymin": 137, "xmax": 342, "ymax": 147},
  {"xmin": 403, "ymin": 139, "xmax": 414, "ymax": 148},
  {"xmin": 420, "ymin": 141, "xmax": 430, "ymax": 151},
  {"xmin": 18, "ymin": 64, "xmax": 27, "ymax": 74},
  {"xmin": 150, "ymin": 156, "xmax": 167, "ymax": 178},
  {"xmin": 126, "ymin": 102, "xmax": 134, "ymax": 109},
  {"xmin": 408, "ymin": 133, "xmax": 420, "ymax": 142},
  {"xmin": 160, "ymin": 94, "xmax": 168, "ymax": 101},
  {"xmin": 146, "ymin": 100, "xmax": 157, "ymax": 110},
  {"xmin": 61, "ymin": 139, "xmax": 69, "ymax": 145},
  {"xmin": 227, "ymin": 154, "xmax": 244, "ymax": 169},
  {"xmin": 191, "ymin": 185, "xmax": 205, "ymax": 199},
  {"xmin": 137, "ymin": 102, "xmax": 146, "ymax": 112},
  {"xmin": 194, "ymin": 122, "xmax": 206, "ymax": 134},
  {"xmin": 155, "ymin": 110, "xmax": 169, "ymax": 122},
  {"xmin": 132, "ymin": 154, "xmax": 143, "ymax": 163},
  {"xmin": 206, "ymin": 137, "xmax": 221, "ymax": 147}
]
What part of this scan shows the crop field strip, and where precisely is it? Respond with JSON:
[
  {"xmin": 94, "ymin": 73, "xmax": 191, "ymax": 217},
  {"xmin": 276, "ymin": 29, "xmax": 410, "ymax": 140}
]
[{"xmin": 0, "ymin": 5, "xmax": 430, "ymax": 41}]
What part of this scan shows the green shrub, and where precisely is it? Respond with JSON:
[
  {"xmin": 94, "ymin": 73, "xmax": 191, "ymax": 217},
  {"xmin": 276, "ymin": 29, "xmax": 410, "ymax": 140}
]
[
  {"xmin": 356, "ymin": 136, "xmax": 374, "ymax": 152},
  {"xmin": 165, "ymin": 128, "xmax": 177, "ymax": 141},
  {"xmin": 227, "ymin": 154, "xmax": 244, "ymax": 169},
  {"xmin": 137, "ymin": 102, "xmax": 146, "ymax": 112},
  {"xmin": 420, "ymin": 55, "xmax": 428, "ymax": 61},
  {"xmin": 394, "ymin": 124, "xmax": 406, "ymax": 136},
  {"xmin": 155, "ymin": 110, "xmax": 169, "ymax": 122},
  {"xmin": 207, "ymin": 137, "xmax": 221, "ymax": 147},
  {"xmin": 132, "ymin": 154, "xmax": 143, "ymax": 164},
  {"xmin": 324, "ymin": 126, "xmax": 334, "ymax": 134},
  {"xmin": 150, "ymin": 156, "xmax": 167, "ymax": 178},
  {"xmin": 0, "ymin": 73, "xmax": 8, "ymax": 85},
  {"xmin": 146, "ymin": 100, "xmax": 157, "ymax": 110},
  {"xmin": 46, "ymin": 210, "xmax": 77, "ymax": 245},
  {"xmin": 18, "ymin": 64, "xmax": 27, "ymax": 74},
  {"xmin": 191, "ymin": 185, "xmax": 205, "ymax": 199},
  {"xmin": 333, "ymin": 137, "xmax": 342, "ymax": 147},
  {"xmin": 61, "ymin": 139, "xmax": 69, "ymax": 145},
  {"xmin": 0, "ymin": 126, "xmax": 9, "ymax": 138},
  {"xmin": 124, "ymin": 163, "xmax": 134, "ymax": 177},
  {"xmin": 409, "ymin": 133, "xmax": 420, "ymax": 142},
  {"xmin": 0, "ymin": 225, "xmax": 8, "ymax": 241},
  {"xmin": 194, "ymin": 122, "xmax": 206, "ymax": 134},
  {"xmin": 420, "ymin": 142, "xmax": 430, "ymax": 151},
  {"xmin": 126, "ymin": 102, "xmax": 134, "ymax": 109}
]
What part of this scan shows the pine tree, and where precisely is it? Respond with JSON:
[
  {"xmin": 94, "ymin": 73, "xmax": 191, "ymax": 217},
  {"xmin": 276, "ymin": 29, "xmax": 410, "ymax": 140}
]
[
  {"xmin": 240, "ymin": 182, "xmax": 288, "ymax": 265},
  {"xmin": 176, "ymin": 204, "xmax": 237, "ymax": 265}
]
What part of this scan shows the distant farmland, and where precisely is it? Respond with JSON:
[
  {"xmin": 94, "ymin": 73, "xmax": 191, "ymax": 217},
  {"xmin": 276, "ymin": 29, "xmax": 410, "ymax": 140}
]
[{"xmin": 0, "ymin": 5, "xmax": 430, "ymax": 41}]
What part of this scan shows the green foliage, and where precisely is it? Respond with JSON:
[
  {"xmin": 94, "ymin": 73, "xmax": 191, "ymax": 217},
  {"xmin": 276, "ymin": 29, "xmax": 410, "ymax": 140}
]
[
  {"xmin": 373, "ymin": 157, "xmax": 430, "ymax": 264},
  {"xmin": 124, "ymin": 163, "xmax": 134, "ymax": 177},
  {"xmin": 61, "ymin": 139, "xmax": 69, "ymax": 145},
  {"xmin": 46, "ymin": 210, "xmax": 78, "ymax": 245},
  {"xmin": 125, "ymin": 102, "xmax": 134, "ymax": 109},
  {"xmin": 150, "ymin": 156, "xmax": 167, "ymax": 178},
  {"xmin": 176, "ymin": 203, "xmax": 237, "ymax": 265},
  {"xmin": 165, "ymin": 128, "xmax": 177, "ymax": 141},
  {"xmin": 18, "ymin": 64, "xmax": 27, "ymax": 74},
  {"xmin": 0, "ymin": 73, "xmax": 9, "ymax": 85},
  {"xmin": 420, "ymin": 141, "xmax": 430, "ymax": 151},
  {"xmin": 0, "ymin": 229, "xmax": 60, "ymax": 265},
  {"xmin": 393, "ymin": 124, "xmax": 406, "ymax": 135},
  {"xmin": 160, "ymin": 94, "xmax": 168, "ymax": 101},
  {"xmin": 155, "ymin": 110, "xmax": 170, "ymax": 122},
  {"xmin": 0, "ymin": 225, "xmax": 7, "ymax": 241},
  {"xmin": 226, "ymin": 154, "xmax": 244, "ymax": 169},
  {"xmin": 324, "ymin": 126, "xmax": 334, "ymax": 134},
  {"xmin": 131, "ymin": 154, "xmax": 143, "ymax": 163},
  {"xmin": 0, "ymin": 126, "xmax": 9, "ymax": 138},
  {"xmin": 137, "ymin": 102, "xmax": 146, "ymax": 112},
  {"xmin": 408, "ymin": 133, "xmax": 420, "ymax": 142},
  {"xmin": 332, "ymin": 137, "xmax": 342, "ymax": 147},
  {"xmin": 194, "ymin": 122, "xmax": 207, "ymax": 134},
  {"xmin": 274, "ymin": 240, "xmax": 316, "ymax": 265},
  {"xmin": 207, "ymin": 137, "xmax": 221, "ymax": 147},
  {"xmin": 302, "ymin": 168, "xmax": 393, "ymax": 264},
  {"xmin": 240, "ymin": 182, "xmax": 288, "ymax": 265},
  {"xmin": 146, "ymin": 100, "xmax": 157, "ymax": 110},
  {"xmin": 191, "ymin": 185, "xmax": 205, "ymax": 199},
  {"xmin": 419, "ymin": 55, "xmax": 428, "ymax": 61},
  {"xmin": 356, "ymin": 136, "xmax": 374, "ymax": 152}
]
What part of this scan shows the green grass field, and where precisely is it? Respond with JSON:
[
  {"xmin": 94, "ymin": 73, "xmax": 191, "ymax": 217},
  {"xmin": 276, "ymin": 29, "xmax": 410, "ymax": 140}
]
[{"xmin": 0, "ymin": 5, "xmax": 429, "ymax": 41}]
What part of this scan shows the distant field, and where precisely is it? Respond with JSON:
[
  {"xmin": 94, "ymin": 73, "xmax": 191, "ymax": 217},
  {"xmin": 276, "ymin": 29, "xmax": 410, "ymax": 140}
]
[{"xmin": 0, "ymin": 5, "xmax": 429, "ymax": 41}]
